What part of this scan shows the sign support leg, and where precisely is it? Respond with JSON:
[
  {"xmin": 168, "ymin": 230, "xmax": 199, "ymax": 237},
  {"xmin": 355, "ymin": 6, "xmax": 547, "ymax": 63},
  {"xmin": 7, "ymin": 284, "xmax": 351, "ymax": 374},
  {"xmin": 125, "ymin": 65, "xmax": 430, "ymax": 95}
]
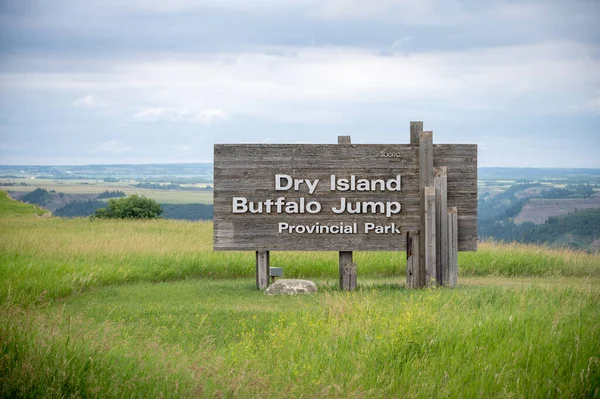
[
  {"xmin": 423, "ymin": 187, "xmax": 437, "ymax": 285},
  {"xmin": 435, "ymin": 166, "xmax": 448, "ymax": 285},
  {"xmin": 256, "ymin": 250, "xmax": 270, "ymax": 290},
  {"xmin": 406, "ymin": 231, "xmax": 422, "ymax": 288},
  {"xmin": 448, "ymin": 207, "xmax": 458, "ymax": 287},
  {"xmin": 339, "ymin": 251, "xmax": 354, "ymax": 290}
]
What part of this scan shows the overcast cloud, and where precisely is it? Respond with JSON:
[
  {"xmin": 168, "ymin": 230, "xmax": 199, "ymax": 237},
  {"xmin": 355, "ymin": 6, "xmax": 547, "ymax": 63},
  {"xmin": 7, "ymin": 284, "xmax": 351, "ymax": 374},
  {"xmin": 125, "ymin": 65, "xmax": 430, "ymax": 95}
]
[{"xmin": 0, "ymin": 0, "xmax": 598, "ymax": 166}]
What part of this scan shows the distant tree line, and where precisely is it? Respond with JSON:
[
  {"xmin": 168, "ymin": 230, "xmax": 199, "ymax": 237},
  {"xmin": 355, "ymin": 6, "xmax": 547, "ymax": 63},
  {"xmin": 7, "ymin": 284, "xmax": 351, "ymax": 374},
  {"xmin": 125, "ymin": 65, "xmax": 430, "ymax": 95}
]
[
  {"xmin": 134, "ymin": 182, "xmax": 181, "ymax": 190},
  {"xmin": 479, "ymin": 209, "xmax": 600, "ymax": 250},
  {"xmin": 136, "ymin": 177, "xmax": 212, "ymax": 184},
  {"xmin": 19, "ymin": 187, "xmax": 211, "ymax": 220},
  {"xmin": 21, "ymin": 188, "xmax": 51, "ymax": 205},
  {"xmin": 97, "ymin": 190, "xmax": 126, "ymax": 199},
  {"xmin": 161, "ymin": 203, "xmax": 213, "ymax": 221},
  {"xmin": 35, "ymin": 175, "xmax": 88, "ymax": 180},
  {"xmin": 132, "ymin": 182, "xmax": 212, "ymax": 191},
  {"xmin": 478, "ymin": 183, "xmax": 539, "ymax": 222},
  {"xmin": 0, "ymin": 181, "xmax": 29, "ymax": 186},
  {"xmin": 540, "ymin": 184, "xmax": 594, "ymax": 199},
  {"xmin": 478, "ymin": 167, "xmax": 600, "ymax": 184},
  {"xmin": 53, "ymin": 198, "xmax": 213, "ymax": 221},
  {"xmin": 54, "ymin": 199, "xmax": 105, "ymax": 217}
]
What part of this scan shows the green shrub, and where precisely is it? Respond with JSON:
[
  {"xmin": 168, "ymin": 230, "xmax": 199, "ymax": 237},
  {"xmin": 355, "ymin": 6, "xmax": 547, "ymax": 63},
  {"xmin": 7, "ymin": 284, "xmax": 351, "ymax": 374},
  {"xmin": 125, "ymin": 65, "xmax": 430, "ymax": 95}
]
[{"xmin": 93, "ymin": 195, "xmax": 162, "ymax": 219}]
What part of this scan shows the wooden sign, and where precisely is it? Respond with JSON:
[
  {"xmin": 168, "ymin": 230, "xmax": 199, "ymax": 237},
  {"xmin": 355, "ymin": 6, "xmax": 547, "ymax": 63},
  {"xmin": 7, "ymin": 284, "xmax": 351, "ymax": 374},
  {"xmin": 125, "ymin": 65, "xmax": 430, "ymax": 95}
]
[{"xmin": 214, "ymin": 143, "xmax": 477, "ymax": 252}]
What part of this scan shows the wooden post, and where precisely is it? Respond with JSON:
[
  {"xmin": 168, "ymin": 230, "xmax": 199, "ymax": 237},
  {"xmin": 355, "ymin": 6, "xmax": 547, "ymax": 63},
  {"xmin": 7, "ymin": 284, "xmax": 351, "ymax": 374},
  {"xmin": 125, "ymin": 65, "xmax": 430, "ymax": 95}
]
[
  {"xmin": 419, "ymin": 131, "xmax": 434, "ymax": 193},
  {"xmin": 419, "ymin": 131, "xmax": 434, "ymax": 285},
  {"xmin": 406, "ymin": 231, "xmax": 422, "ymax": 288},
  {"xmin": 338, "ymin": 135, "xmax": 354, "ymax": 290},
  {"xmin": 338, "ymin": 135, "xmax": 351, "ymax": 145},
  {"xmin": 410, "ymin": 121, "xmax": 423, "ymax": 144},
  {"xmin": 256, "ymin": 250, "xmax": 270, "ymax": 290},
  {"xmin": 448, "ymin": 207, "xmax": 458, "ymax": 288},
  {"xmin": 342, "ymin": 262, "xmax": 357, "ymax": 291},
  {"xmin": 339, "ymin": 251, "xmax": 353, "ymax": 290},
  {"xmin": 423, "ymin": 187, "xmax": 437, "ymax": 286},
  {"xmin": 435, "ymin": 166, "xmax": 448, "ymax": 285},
  {"xmin": 407, "ymin": 121, "xmax": 425, "ymax": 289}
]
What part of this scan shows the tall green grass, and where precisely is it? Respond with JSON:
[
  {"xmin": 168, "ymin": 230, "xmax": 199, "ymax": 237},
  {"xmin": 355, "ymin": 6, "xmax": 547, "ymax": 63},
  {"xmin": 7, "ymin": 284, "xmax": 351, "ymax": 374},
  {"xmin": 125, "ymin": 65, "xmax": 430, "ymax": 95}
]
[
  {"xmin": 2, "ymin": 191, "xmax": 600, "ymax": 397},
  {"xmin": 2, "ymin": 280, "xmax": 599, "ymax": 398},
  {"xmin": 1, "ymin": 190, "xmax": 599, "ymax": 307}
]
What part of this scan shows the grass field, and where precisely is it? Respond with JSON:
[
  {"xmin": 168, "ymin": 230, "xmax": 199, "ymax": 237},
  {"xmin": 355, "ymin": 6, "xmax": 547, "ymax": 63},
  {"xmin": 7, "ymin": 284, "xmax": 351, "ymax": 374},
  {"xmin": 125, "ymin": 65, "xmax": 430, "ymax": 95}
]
[{"xmin": 1, "ymin": 191, "xmax": 599, "ymax": 398}]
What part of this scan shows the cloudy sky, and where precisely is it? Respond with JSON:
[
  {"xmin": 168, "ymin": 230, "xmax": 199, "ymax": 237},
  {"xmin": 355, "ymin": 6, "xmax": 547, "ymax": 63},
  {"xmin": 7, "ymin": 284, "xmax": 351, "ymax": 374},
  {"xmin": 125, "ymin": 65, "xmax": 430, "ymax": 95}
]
[{"xmin": 0, "ymin": 0, "xmax": 598, "ymax": 167}]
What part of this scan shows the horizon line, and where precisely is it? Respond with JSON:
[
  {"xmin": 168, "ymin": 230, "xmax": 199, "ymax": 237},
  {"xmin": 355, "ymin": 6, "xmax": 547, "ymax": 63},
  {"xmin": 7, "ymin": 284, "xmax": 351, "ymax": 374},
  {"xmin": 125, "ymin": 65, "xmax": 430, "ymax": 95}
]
[{"xmin": 1, "ymin": 163, "xmax": 600, "ymax": 170}]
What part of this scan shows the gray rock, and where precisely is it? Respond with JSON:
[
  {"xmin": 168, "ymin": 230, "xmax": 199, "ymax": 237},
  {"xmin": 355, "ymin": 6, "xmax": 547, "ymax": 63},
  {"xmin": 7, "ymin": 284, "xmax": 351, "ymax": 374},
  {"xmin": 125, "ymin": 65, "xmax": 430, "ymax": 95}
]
[{"xmin": 264, "ymin": 279, "xmax": 318, "ymax": 295}]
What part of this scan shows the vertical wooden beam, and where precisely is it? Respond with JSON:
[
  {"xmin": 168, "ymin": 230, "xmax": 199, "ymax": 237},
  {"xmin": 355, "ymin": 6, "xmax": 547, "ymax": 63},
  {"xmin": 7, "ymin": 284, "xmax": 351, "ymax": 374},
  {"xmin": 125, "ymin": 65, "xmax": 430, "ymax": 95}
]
[
  {"xmin": 448, "ymin": 207, "xmax": 458, "ymax": 288},
  {"xmin": 410, "ymin": 121, "xmax": 423, "ymax": 144},
  {"xmin": 256, "ymin": 250, "xmax": 270, "ymax": 290},
  {"xmin": 435, "ymin": 166, "xmax": 448, "ymax": 285},
  {"xmin": 338, "ymin": 135, "xmax": 354, "ymax": 290},
  {"xmin": 338, "ymin": 135, "xmax": 351, "ymax": 145},
  {"xmin": 342, "ymin": 262, "xmax": 357, "ymax": 291},
  {"xmin": 339, "ymin": 251, "xmax": 353, "ymax": 290},
  {"xmin": 406, "ymin": 231, "xmax": 422, "ymax": 288},
  {"xmin": 419, "ymin": 131, "xmax": 434, "ymax": 285},
  {"xmin": 419, "ymin": 131, "xmax": 434, "ymax": 192},
  {"xmin": 423, "ymin": 187, "xmax": 437, "ymax": 286},
  {"xmin": 407, "ymin": 121, "xmax": 425, "ymax": 289}
]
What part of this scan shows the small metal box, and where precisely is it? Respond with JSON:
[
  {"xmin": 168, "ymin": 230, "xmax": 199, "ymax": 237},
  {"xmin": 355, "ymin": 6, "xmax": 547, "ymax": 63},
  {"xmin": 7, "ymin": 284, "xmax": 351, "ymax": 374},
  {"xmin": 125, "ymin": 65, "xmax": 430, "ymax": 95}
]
[{"xmin": 269, "ymin": 267, "xmax": 283, "ymax": 277}]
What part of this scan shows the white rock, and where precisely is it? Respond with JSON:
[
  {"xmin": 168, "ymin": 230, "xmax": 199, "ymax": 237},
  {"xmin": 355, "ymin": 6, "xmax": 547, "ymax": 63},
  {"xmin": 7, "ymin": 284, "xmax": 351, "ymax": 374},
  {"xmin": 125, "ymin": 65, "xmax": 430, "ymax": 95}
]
[{"xmin": 264, "ymin": 279, "xmax": 317, "ymax": 295}]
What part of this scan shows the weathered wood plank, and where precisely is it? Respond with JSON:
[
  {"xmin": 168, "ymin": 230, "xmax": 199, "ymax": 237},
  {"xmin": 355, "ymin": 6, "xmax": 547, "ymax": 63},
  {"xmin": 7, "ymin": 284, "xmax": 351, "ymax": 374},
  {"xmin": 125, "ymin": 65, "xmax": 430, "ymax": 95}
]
[
  {"xmin": 406, "ymin": 231, "xmax": 423, "ymax": 288},
  {"xmin": 339, "ymin": 251, "xmax": 353, "ymax": 288},
  {"xmin": 448, "ymin": 207, "xmax": 458, "ymax": 288},
  {"xmin": 342, "ymin": 262, "xmax": 357, "ymax": 291},
  {"xmin": 423, "ymin": 186, "xmax": 437, "ymax": 286},
  {"xmin": 435, "ymin": 144, "xmax": 477, "ymax": 253},
  {"xmin": 410, "ymin": 121, "xmax": 423, "ymax": 145},
  {"xmin": 338, "ymin": 135, "xmax": 354, "ymax": 290},
  {"xmin": 338, "ymin": 135, "xmax": 352, "ymax": 145},
  {"xmin": 256, "ymin": 250, "xmax": 270, "ymax": 290},
  {"xmin": 213, "ymin": 219, "xmax": 478, "ymax": 251},
  {"xmin": 419, "ymin": 133, "xmax": 434, "ymax": 189},
  {"xmin": 214, "ymin": 142, "xmax": 477, "ymax": 252},
  {"xmin": 435, "ymin": 166, "xmax": 448, "ymax": 285},
  {"xmin": 215, "ymin": 144, "xmax": 475, "ymax": 168},
  {"xmin": 409, "ymin": 122, "xmax": 423, "ymax": 287},
  {"xmin": 419, "ymin": 132, "xmax": 434, "ymax": 277}
]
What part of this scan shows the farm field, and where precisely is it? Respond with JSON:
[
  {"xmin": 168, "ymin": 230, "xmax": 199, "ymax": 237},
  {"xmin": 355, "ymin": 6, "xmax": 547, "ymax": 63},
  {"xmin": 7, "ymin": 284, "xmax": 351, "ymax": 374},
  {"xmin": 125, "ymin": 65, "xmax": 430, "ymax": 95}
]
[
  {"xmin": 3, "ymin": 178, "xmax": 213, "ymax": 205},
  {"xmin": 514, "ymin": 195, "xmax": 600, "ymax": 224},
  {"xmin": 1, "ymin": 191, "xmax": 599, "ymax": 397}
]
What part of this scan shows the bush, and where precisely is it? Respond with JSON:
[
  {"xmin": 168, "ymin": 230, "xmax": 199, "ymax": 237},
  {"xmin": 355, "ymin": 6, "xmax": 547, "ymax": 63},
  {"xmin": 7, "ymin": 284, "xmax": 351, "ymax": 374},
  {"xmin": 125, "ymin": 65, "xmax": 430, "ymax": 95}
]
[
  {"xmin": 21, "ymin": 188, "xmax": 51, "ymax": 205},
  {"xmin": 93, "ymin": 195, "xmax": 162, "ymax": 219}
]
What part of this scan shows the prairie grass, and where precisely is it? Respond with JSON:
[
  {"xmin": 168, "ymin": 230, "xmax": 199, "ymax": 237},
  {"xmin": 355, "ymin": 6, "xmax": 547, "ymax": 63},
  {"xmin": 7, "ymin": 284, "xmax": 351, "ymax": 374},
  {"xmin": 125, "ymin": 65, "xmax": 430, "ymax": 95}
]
[
  {"xmin": 2, "ymin": 279, "xmax": 599, "ymax": 398},
  {"xmin": 1, "ymin": 190, "xmax": 598, "ymax": 306},
  {"xmin": 1, "ymin": 191, "xmax": 600, "ymax": 397}
]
